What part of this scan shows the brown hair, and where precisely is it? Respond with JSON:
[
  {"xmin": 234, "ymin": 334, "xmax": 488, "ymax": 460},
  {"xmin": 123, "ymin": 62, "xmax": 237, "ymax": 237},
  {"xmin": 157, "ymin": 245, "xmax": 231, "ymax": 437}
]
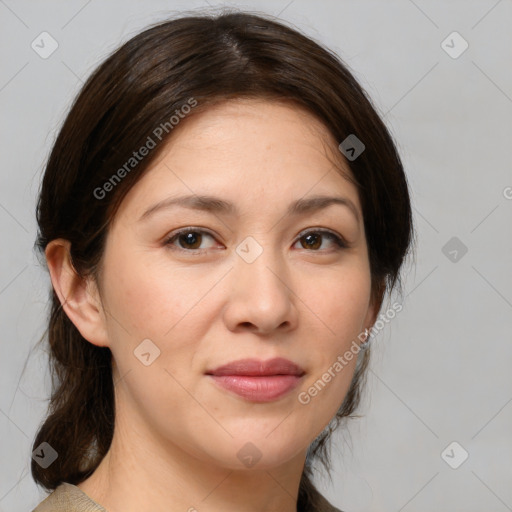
[{"xmin": 32, "ymin": 9, "xmax": 413, "ymax": 511}]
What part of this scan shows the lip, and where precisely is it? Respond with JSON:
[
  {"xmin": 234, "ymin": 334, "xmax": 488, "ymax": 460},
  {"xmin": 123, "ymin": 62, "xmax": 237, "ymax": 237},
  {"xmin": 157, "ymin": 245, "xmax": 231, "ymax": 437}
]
[{"xmin": 206, "ymin": 358, "xmax": 305, "ymax": 402}]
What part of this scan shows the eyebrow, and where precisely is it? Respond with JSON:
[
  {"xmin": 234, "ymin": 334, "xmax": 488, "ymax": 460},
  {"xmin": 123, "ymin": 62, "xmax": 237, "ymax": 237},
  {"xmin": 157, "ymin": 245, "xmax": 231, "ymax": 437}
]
[{"xmin": 138, "ymin": 193, "xmax": 360, "ymax": 223}]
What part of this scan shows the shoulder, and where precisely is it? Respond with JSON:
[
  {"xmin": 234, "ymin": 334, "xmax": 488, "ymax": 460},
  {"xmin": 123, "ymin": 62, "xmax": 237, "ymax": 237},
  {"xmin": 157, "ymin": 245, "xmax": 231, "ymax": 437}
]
[{"xmin": 32, "ymin": 482, "xmax": 106, "ymax": 512}]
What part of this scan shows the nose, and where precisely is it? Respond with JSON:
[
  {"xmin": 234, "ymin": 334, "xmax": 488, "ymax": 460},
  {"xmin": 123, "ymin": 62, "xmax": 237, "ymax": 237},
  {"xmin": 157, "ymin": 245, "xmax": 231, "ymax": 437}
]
[{"xmin": 222, "ymin": 240, "xmax": 299, "ymax": 335}]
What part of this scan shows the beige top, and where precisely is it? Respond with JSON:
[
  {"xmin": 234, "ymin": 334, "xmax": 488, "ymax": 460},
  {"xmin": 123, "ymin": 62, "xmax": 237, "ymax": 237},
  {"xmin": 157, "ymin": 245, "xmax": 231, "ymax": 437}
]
[
  {"xmin": 32, "ymin": 481, "xmax": 343, "ymax": 511},
  {"xmin": 32, "ymin": 482, "xmax": 107, "ymax": 512}
]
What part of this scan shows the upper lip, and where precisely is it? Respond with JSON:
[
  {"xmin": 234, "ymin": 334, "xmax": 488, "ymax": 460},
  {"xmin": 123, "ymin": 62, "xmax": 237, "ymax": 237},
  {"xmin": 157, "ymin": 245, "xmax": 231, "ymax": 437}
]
[{"xmin": 206, "ymin": 357, "xmax": 305, "ymax": 377}]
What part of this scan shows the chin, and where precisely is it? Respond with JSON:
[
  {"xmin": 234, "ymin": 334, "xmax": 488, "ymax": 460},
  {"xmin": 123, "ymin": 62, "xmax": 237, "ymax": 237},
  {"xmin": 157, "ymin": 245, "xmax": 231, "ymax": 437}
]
[{"xmin": 203, "ymin": 436, "xmax": 306, "ymax": 471}]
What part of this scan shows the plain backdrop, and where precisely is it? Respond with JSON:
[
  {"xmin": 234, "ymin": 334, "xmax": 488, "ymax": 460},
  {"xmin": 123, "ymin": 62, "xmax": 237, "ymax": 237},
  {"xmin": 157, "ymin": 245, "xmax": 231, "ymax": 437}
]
[{"xmin": 1, "ymin": 1, "xmax": 511, "ymax": 511}]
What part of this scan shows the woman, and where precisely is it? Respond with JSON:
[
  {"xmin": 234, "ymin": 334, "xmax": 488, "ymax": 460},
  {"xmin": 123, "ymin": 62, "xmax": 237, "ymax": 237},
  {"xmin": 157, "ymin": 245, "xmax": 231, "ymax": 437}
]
[{"xmin": 31, "ymin": 9, "xmax": 413, "ymax": 512}]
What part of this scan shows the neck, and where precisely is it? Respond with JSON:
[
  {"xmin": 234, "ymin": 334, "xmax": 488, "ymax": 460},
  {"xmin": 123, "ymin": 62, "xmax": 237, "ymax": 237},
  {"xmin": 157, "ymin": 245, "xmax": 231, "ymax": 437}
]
[{"xmin": 77, "ymin": 414, "xmax": 306, "ymax": 512}]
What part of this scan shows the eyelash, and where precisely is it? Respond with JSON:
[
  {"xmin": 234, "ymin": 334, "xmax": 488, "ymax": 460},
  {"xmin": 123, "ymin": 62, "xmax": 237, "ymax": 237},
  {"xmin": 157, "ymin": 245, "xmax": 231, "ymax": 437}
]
[{"xmin": 163, "ymin": 227, "xmax": 349, "ymax": 255}]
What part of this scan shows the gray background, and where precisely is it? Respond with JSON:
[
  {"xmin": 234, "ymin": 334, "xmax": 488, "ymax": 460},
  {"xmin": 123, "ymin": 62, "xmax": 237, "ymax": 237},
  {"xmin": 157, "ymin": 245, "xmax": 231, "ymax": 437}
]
[{"xmin": 1, "ymin": 1, "xmax": 511, "ymax": 510}]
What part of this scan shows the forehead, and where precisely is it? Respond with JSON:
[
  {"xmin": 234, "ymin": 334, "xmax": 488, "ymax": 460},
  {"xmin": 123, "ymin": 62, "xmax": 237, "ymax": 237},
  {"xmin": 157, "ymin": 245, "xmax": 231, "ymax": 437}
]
[
  {"xmin": 115, "ymin": 98, "xmax": 359, "ymax": 221},
  {"xmin": 168, "ymin": 98, "xmax": 341, "ymax": 160}
]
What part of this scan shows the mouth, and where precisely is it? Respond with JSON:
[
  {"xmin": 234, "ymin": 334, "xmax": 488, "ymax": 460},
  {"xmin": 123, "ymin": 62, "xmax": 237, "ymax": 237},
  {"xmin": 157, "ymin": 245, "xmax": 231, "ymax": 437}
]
[{"xmin": 205, "ymin": 357, "xmax": 305, "ymax": 403}]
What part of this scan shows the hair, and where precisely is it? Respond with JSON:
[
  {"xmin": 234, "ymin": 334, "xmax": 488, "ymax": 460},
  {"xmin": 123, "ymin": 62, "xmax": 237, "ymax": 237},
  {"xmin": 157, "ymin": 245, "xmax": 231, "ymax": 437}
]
[{"xmin": 32, "ymin": 8, "xmax": 413, "ymax": 511}]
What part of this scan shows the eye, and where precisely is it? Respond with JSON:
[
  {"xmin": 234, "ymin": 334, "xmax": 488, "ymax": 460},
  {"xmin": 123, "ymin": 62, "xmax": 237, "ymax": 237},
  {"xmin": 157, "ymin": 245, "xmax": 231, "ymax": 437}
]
[
  {"xmin": 164, "ymin": 228, "xmax": 218, "ymax": 253},
  {"xmin": 293, "ymin": 229, "xmax": 348, "ymax": 251}
]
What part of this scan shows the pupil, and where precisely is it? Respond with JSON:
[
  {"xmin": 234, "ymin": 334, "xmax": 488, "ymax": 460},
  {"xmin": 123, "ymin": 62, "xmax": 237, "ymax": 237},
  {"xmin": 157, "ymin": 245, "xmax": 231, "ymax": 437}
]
[
  {"xmin": 303, "ymin": 233, "xmax": 321, "ymax": 250},
  {"xmin": 181, "ymin": 232, "xmax": 201, "ymax": 249}
]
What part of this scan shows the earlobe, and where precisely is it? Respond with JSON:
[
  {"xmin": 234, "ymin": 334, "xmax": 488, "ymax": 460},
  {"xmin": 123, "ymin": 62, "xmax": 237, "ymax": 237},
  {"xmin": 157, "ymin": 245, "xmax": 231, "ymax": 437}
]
[{"xmin": 45, "ymin": 239, "xmax": 110, "ymax": 348}]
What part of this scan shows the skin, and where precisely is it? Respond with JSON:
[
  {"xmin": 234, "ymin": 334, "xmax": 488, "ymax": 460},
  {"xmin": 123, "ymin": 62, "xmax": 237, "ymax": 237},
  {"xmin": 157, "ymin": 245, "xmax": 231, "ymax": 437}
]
[{"xmin": 46, "ymin": 98, "xmax": 382, "ymax": 512}]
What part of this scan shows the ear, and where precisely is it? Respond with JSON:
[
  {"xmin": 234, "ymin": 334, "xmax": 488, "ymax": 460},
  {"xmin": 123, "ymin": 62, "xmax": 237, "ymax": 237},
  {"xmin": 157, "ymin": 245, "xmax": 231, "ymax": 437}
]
[{"xmin": 45, "ymin": 239, "xmax": 109, "ymax": 348}]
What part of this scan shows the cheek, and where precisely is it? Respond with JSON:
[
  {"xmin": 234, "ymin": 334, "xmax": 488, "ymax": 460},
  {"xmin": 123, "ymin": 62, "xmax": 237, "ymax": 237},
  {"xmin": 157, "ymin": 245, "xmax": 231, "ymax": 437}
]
[
  {"xmin": 102, "ymin": 250, "xmax": 211, "ymax": 338},
  {"xmin": 295, "ymin": 263, "xmax": 370, "ymax": 411},
  {"xmin": 100, "ymin": 249, "xmax": 227, "ymax": 385},
  {"xmin": 303, "ymin": 264, "xmax": 372, "ymax": 344}
]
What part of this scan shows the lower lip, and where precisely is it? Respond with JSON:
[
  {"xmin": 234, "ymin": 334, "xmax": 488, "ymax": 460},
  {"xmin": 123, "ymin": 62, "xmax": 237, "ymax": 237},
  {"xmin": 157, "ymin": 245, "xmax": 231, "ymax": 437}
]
[{"xmin": 208, "ymin": 375, "xmax": 303, "ymax": 402}]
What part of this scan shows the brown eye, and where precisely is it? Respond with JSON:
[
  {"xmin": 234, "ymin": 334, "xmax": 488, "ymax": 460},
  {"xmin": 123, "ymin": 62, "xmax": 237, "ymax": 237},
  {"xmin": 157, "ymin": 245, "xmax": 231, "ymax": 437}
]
[
  {"xmin": 165, "ymin": 229, "xmax": 217, "ymax": 253},
  {"xmin": 300, "ymin": 233, "xmax": 322, "ymax": 250},
  {"xmin": 177, "ymin": 231, "xmax": 203, "ymax": 249},
  {"xmin": 295, "ymin": 230, "xmax": 347, "ymax": 251}
]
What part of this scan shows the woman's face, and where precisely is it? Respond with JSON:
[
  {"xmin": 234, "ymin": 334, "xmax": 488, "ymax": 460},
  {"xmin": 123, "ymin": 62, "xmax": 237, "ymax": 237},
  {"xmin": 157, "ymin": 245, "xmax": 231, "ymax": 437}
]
[{"xmin": 94, "ymin": 98, "xmax": 377, "ymax": 469}]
